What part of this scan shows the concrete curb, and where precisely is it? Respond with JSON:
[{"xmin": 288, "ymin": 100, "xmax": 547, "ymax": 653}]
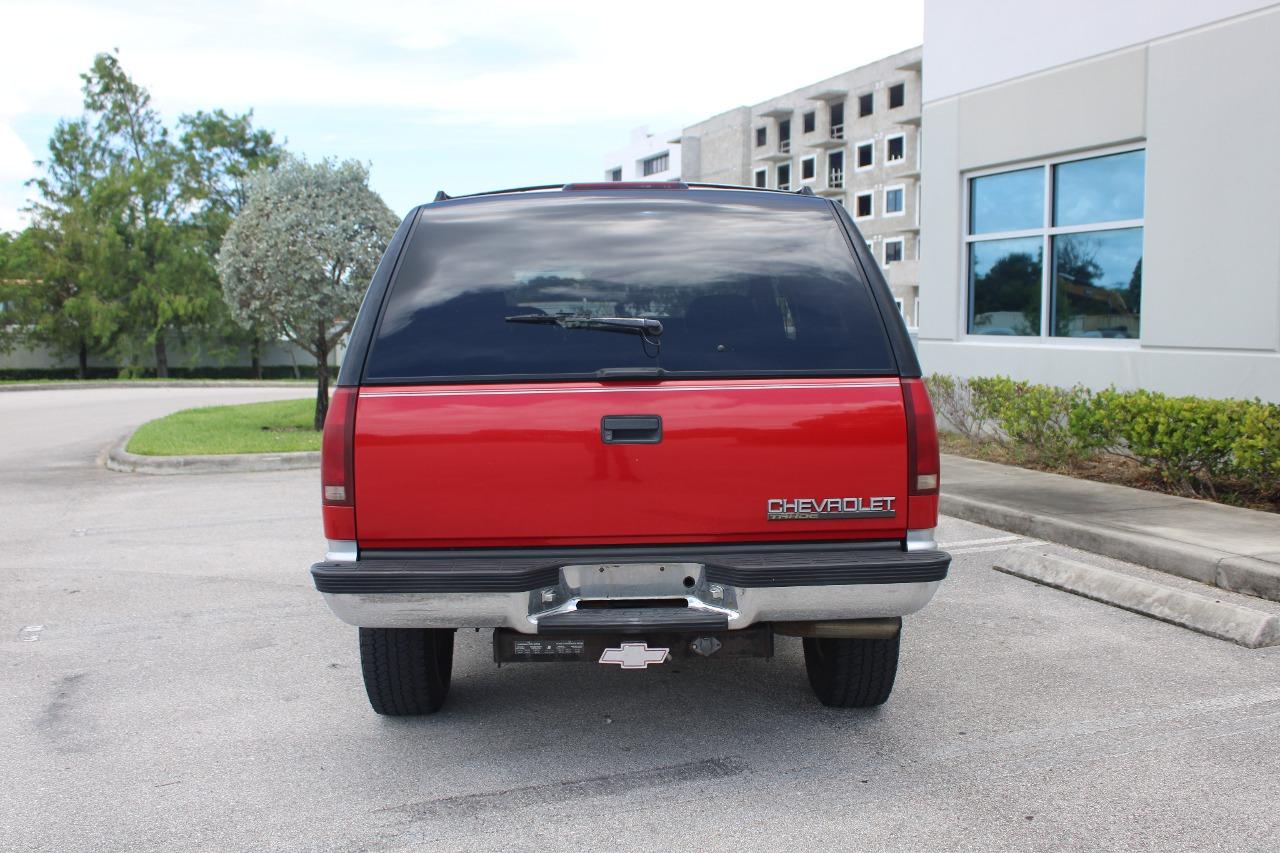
[
  {"xmin": 939, "ymin": 491, "xmax": 1280, "ymax": 603},
  {"xmin": 995, "ymin": 549, "xmax": 1280, "ymax": 649},
  {"xmin": 1, "ymin": 380, "xmax": 313, "ymax": 393},
  {"xmin": 103, "ymin": 431, "xmax": 319, "ymax": 475}
]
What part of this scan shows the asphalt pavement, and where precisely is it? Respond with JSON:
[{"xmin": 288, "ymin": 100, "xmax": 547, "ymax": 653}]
[{"xmin": 3, "ymin": 387, "xmax": 1280, "ymax": 851}]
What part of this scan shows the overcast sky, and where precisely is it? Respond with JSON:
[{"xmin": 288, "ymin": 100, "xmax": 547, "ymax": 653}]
[{"xmin": 0, "ymin": 0, "xmax": 923, "ymax": 230}]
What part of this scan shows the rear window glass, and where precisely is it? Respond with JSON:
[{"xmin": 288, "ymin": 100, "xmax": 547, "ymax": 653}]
[{"xmin": 364, "ymin": 192, "xmax": 895, "ymax": 381}]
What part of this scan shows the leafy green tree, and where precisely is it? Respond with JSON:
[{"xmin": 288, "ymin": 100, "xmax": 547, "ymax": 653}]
[
  {"xmin": 178, "ymin": 109, "xmax": 282, "ymax": 377},
  {"xmin": 78, "ymin": 51, "xmax": 225, "ymax": 377},
  {"xmin": 20, "ymin": 116, "xmax": 125, "ymax": 376},
  {"xmin": 218, "ymin": 156, "xmax": 398, "ymax": 428}
]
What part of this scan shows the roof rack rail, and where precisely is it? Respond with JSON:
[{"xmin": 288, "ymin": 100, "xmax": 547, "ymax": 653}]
[
  {"xmin": 433, "ymin": 184, "xmax": 567, "ymax": 202},
  {"xmin": 430, "ymin": 181, "xmax": 818, "ymax": 203},
  {"xmin": 684, "ymin": 181, "xmax": 788, "ymax": 194}
]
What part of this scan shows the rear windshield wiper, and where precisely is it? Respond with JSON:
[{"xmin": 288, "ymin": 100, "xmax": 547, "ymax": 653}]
[{"xmin": 505, "ymin": 313, "xmax": 663, "ymax": 337}]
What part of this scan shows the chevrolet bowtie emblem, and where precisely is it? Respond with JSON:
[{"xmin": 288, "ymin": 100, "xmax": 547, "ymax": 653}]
[{"xmin": 599, "ymin": 643, "xmax": 670, "ymax": 669}]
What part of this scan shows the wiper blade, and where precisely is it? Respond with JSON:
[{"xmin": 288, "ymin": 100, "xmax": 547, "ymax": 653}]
[{"xmin": 505, "ymin": 313, "xmax": 663, "ymax": 337}]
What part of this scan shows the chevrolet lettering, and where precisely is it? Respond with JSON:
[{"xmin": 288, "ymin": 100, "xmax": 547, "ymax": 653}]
[
  {"xmin": 309, "ymin": 181, "xmax": 951, "ymax": 716},
  {"xmin": 767, "ymin": 497, "xmax": 896, "ymax": 520}
]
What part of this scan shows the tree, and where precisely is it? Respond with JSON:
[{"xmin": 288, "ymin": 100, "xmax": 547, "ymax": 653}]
[
  {"xmin": 78, "ymin": 51, "xmax": 224, "ymax": 377},
  {"xmin": 178, "ymin": 109, "xmax": 282, "ymax": 377},
  {"xmin": 0, "ymin": 230, "xmax": 39, "ymax": 355},
  {"xmin": 218, "ymin": 157, "xmax": 398, "ymax": 428},
  {"xmin": 20, "ymin": 116, "xmax": 124, "ymax": 376}
]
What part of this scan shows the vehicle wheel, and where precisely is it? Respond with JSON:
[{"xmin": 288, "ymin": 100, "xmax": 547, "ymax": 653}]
[
  {"xmin": 802, "ymin": 632, "xmax": 900, "ymax": 708},
  {"xmin": 359, "ymin": 627, "xmax": 455, "ymax": 716}
]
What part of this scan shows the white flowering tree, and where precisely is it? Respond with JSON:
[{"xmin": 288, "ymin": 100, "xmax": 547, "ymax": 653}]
[{"xmin": 218, "ymin": 156, "xmax": 398, "ymax": 429}]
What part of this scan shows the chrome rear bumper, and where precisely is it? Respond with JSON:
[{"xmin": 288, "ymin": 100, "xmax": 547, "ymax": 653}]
[{"xmin": 312, "ymin": 541, "xmax": 949, "ymax": 634}]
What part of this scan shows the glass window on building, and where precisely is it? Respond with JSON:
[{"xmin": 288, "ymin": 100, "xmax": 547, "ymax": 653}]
[
  {"xmin": 965, "ymin": 149, "xmax": 1145, "ymax": 339},
  {"xmin": 755, "ymin": 127, "xmax": 767, "ymax": 147},
  {"xmin": 803, "ymin": 111, "xmax": 816, "ymax": 133},
  {"xmin": 884, "ymin": 186, "xmax": 904, "ymax": 215},
  {"xmin": 858, "ymin": 92, "xmax": 873, "ymax": 117},
  {"xmin": 642, "ymin": 153, "xmax": 669, "ymax": 176},
  {"xmin": 754, "ymin": 168, "xmax": 767, "ymax": 188},
  {"xmin": 884, "ymin": 239, "xmax": 904, "ymax": 264},
  {"xmin": 856, "ymin": 141, "xmax": 873, "ymax": 169},
  {"xmin": 886, "ymin": 134, "xmax": 905, "ymax": 163},
  {"xmin": 855, "ymin": 192, "xmax": 872, "ymax": 218},
  {"xmin": 889, "ymin": 82, "xmax": 905, "ymax": 109},
  {"xmin": 607, "ymin": 167, "xmax": 622, "ymax": 182}
]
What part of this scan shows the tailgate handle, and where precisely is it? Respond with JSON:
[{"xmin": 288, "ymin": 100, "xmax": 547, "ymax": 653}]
[{"xmin": 601, "ymin": 415, "xmax": 663, "ymax": 444}]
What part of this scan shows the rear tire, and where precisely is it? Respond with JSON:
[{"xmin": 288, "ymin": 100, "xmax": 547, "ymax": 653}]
[
  {"xmin": 802, "ymin": 632, "xmax": 900, "ymax": 708},
  {"xmin": 359, "ymin": 627, "xmax": 455, "ymax": 716}
]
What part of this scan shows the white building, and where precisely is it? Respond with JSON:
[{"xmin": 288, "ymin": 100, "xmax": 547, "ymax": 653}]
[
  {"xmin": 917, "ymin": 0, "xmax": 1280, "ymax": 402},
  {"xmin": 602, "ymin": 126, "xmax": 681, "ymax": 182}
]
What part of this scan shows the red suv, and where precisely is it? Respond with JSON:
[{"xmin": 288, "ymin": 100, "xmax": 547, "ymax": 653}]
[{"xmin": 311, "ymin": 182, "xmax": 949, "ymax": 715}]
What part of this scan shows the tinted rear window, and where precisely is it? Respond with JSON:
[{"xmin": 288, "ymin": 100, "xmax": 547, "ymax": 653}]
[{"xmin": 364, "ymin": 192, "xmax": 895, "ymax": 381}]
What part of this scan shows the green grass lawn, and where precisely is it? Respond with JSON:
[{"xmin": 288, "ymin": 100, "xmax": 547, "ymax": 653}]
[{"xmin": 126, "ymin": 398, "xmax": 321, "ymax": 455}]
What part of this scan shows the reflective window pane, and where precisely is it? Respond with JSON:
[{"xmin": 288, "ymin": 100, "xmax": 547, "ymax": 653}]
[
  {"xmin": 1053, "ymin": 150, "xmax": 1145, "ymax": 226},
  {"xmin": 968, "ymin": 237, "xmax": 1042, "ymax": 336},
  {"xmin": 367, "ymin": 194, "xmax": 896, "ymax": 379},
  {"xmin": 1051, "ymin": 228, "xmax": 1142, "ymax": 338},
  {"xmin": 969, "ymin": 167, "xmax": 1043, "ymax": 234}
]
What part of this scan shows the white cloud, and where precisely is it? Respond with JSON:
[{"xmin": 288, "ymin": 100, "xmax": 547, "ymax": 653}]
[{"xmin": 0, "ymin": 0, "xmax": 923, "ymax": 227}]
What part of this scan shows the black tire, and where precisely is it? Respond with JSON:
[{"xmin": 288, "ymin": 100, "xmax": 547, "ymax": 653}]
[
  {"xmin": 359, "ymin": 627, "xmax": 454, "ymax": 716},
  {"xmin": 802, "ymin": 632, "xmax": 900, "ymax": 708}
]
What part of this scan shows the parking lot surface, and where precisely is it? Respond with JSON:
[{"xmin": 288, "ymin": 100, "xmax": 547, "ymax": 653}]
[{"xmin": 3, "ymin": 388, "xmax": 1279, "ymax": 851}]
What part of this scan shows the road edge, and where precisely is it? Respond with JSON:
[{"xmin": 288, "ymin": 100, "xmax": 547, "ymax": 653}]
[
  {"xmin": 2, "ymin": 380, "xmax": 313, "ymax": 393},
  {"xmin": 103, "ymin": 430, "xmax": 320, "ymax": 475}
]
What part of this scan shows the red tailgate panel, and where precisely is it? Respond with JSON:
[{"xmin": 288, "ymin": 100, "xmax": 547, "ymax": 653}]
[{"xmin": 355, "ymin": 378, "xmax": 907, "ymax": 548}]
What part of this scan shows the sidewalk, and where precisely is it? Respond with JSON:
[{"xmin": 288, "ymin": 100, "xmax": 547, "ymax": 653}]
[{"xmin": 940, "ymin": 454, "xmax": 1280, "ymax": 602}]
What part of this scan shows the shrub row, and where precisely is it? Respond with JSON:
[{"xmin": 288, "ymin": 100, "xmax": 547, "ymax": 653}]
[{"xmin": 925, "ymin": 374, "xmax": 1280, "ymax": 498}]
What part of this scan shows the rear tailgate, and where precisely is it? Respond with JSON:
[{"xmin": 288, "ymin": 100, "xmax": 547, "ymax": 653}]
[{"xmin": 354, "ymin": 378, "xmax": 906, "ymax": 549}]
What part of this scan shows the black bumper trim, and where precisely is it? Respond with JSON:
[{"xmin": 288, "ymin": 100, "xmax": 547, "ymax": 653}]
[
  {"xmin": 311, "ymin": 543, "xmax": 949, "ymax": 594},
  {"xmin": 536, "ymin": 608, "xmax": 729, "ymax": 634}
]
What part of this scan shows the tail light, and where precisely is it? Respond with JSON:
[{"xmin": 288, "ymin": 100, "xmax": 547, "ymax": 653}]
[
  {"xmin": 901, "ymin": 378, "xmax": 940, "ymax": 532},
  {"xmin": 321, "ymin": 387, "xmax": 358, "ymax": 540},
  {"xmin": 902, "ymin": 378, "xmax": 939, "ymax": 495}
]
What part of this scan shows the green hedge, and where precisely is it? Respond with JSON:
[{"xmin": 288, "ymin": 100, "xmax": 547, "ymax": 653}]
[{"xmin": 925, "ymin": 375, "xmax": 1280, "ymax": 498}]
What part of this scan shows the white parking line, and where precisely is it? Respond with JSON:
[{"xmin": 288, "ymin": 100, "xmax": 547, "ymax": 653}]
[
  {"xmin": 948, "ymin": 539, "xmax": 1047, "ymax": 556},
  {"xmin": 939, "ymin": 535, "xmax": 1023, "ymax": 549}
]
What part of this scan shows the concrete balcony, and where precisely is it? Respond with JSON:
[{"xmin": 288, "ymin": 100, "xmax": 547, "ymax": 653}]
[
  {"xmin": 811, "ymin": 126, "xmax": 846, "ymax": 149},
  {"xmin": 757, "ymin": 139, "xmax": 793, "ymax": 162},
  {"xmin": 808, "ymin": 88, "xmax": 847, "ymax": 104}
]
